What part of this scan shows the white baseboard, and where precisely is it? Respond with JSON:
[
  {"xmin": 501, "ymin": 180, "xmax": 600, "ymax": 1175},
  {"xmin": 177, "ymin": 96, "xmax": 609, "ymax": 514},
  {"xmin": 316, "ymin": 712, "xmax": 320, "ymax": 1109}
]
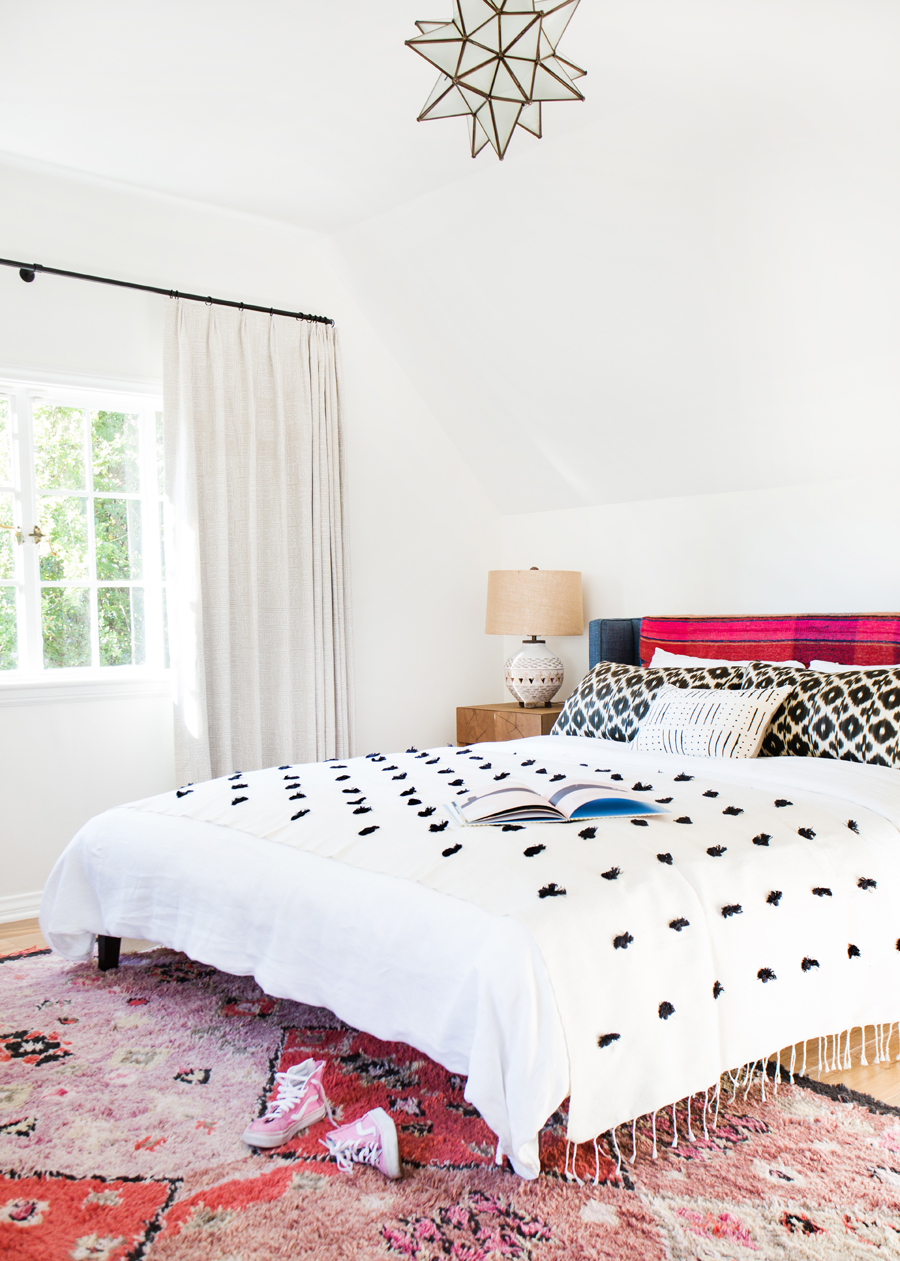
[{"xmin": 0, "ymin": 890, "xmax": 43, "ymax": 924}]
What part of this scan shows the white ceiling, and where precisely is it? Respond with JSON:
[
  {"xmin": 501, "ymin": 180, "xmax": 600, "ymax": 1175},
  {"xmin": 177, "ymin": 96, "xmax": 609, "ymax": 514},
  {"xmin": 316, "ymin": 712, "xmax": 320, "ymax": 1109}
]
[
  {"xmin": 3, "ymin": 1, "xmax": 900, "ymax": 513},
  {"xmin": 0, "ymin": 0, "xmax": 597, "ymax": 232}
]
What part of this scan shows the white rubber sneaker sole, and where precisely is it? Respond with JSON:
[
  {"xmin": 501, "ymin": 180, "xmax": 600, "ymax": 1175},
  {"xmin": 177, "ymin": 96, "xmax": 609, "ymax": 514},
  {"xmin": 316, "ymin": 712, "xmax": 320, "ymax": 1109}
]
[
  {"xmin": 370, "ymin": 1106, "xmax": 401, "ymax": 1179},
  {"xmin": 242, "ymin": 1102, "xmax": 327, "ymax": 1149}
]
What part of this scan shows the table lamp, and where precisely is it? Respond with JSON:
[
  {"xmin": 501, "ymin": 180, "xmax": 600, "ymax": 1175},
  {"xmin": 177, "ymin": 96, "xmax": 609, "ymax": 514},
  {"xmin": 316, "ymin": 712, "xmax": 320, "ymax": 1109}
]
[{"xmin": 485, "ymin": 569, "xmax": 584, "ymax": 706}]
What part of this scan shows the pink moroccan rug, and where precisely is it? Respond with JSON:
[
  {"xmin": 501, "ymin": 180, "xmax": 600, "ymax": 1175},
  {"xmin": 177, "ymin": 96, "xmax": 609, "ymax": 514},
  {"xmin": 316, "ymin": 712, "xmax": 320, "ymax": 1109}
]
[{"xmin": 2, "ymin": 946, "xmax": 900, "ymax": 1259}]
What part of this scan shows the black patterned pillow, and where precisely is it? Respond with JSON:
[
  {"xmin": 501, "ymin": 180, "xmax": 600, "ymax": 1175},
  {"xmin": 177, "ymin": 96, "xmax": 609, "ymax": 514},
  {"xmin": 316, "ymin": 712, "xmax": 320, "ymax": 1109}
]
[
  {"xmin": 552, "ymin": 662, "xmax": 743, "ymax": 742},
  {"xmin": 807, "ymin": 669, "xmax": 900, "ymax": 767},
  {"xmin": 740, "ymin": 663, "xmax": 822, "ymax": 757}
]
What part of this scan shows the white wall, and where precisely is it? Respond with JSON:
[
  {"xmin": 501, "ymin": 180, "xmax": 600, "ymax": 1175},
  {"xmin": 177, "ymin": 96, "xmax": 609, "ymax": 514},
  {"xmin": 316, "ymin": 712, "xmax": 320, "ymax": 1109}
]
[
  {"xmin": 501, "ymin": 474, "xmax": 900, "ymax": 697},
  {"xmin": 0, "ymin": 159, "xmax": 502, "ymax": 907},
  {"xmin": 333, "ymin": 0, "xmax": 900, "ymax": 514}
]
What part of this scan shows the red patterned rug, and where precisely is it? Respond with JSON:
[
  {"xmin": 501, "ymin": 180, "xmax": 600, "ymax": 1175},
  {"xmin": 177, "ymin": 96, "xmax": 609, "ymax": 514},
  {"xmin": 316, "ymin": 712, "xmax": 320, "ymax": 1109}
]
[{"xmin": 2, "ymin": 947, "xmax": 900, "ymax": 1258}]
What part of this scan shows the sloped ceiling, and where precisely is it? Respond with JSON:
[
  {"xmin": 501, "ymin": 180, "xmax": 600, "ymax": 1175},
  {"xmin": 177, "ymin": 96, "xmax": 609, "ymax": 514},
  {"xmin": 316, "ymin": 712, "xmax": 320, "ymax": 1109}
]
[{"xmin": 2, "ymin": 1, "xmax": 899, "ymax": 512}]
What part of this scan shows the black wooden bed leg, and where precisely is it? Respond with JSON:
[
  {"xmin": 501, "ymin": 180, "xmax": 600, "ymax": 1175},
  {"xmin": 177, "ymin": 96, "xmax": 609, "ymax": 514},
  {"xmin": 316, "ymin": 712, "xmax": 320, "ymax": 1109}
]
[{"xmin": 97, "ymin": 935, "xmax": 121, "ymax": 971}]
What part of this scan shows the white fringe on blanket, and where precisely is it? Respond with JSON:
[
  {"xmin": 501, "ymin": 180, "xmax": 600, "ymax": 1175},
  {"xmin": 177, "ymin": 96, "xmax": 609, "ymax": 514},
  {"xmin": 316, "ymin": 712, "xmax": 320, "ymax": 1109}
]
[{"xmin": 566, "ymin": 1021, "xmax": 899, "ymax": 1185}]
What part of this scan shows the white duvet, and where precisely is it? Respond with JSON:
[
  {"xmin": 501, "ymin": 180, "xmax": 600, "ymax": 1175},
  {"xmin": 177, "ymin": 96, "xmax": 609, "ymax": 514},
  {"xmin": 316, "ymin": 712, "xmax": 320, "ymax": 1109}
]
[{"xmin": 40, "ymin": 735, "xmax": 900, "ymax": 1179}]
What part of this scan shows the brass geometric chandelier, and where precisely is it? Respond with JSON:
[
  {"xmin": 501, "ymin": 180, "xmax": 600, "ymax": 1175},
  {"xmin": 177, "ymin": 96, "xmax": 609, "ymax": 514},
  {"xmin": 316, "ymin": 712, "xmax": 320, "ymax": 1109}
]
[{"xmin": 406, "ymin": 0, "xmax": 585, "ymax": 160}]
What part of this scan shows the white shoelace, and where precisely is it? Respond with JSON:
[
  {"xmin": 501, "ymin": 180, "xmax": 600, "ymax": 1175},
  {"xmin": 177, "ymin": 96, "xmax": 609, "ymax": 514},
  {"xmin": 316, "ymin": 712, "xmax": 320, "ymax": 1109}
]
[
  {"xmin": 323, "ymin": 1133, "xmax": 382, "ymax": 1172},
  {"xmin": 265, "ymin": 1065, "xmax": 316, "ymax": 1119}
]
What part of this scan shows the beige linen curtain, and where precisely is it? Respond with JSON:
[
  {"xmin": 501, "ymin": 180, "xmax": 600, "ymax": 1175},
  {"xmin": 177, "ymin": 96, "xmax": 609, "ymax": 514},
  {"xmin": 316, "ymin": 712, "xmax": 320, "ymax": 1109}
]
[{"xmin": 163, "ymin": 299, "xmax": 353, "ymax": 783}]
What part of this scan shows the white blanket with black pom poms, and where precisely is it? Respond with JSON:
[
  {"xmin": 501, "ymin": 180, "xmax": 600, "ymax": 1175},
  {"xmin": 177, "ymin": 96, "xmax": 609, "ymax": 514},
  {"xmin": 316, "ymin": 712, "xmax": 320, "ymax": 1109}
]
[{"xmin": 128, "ymin": 735, "xmax": 900, "ymax": 1159}]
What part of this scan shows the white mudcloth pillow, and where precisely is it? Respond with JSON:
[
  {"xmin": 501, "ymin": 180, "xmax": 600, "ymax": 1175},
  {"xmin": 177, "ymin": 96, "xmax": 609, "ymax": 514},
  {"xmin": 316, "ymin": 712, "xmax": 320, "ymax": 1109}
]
[
  {"xmin": 634, "ymin": 684, "xmax": 793, "ymax": 758},
  {"xmin": 651, "ymin": 647, "xmax": 803, "ymax": 669}
]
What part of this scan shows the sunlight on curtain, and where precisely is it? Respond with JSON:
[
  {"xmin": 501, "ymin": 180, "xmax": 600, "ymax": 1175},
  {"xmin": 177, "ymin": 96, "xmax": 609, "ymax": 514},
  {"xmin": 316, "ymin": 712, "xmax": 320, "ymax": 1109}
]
[{"xmin": 163, "ymin": 299, "xmax": 353, "ymax": 782}]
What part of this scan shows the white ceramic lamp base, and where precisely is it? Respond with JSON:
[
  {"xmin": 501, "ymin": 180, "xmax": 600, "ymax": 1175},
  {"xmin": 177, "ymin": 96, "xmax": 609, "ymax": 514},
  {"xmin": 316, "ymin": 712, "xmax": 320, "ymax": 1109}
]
[{"xmin": 504, "ymin": 639, "xmax": 564, "ymax": 707}]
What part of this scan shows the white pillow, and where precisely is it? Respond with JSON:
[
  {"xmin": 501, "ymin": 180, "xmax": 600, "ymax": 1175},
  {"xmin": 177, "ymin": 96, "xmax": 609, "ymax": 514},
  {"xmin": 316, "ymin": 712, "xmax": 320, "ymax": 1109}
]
[
  {"xmin": 634, "ymin": 684, "xmax": 794, "ymax": 759},
  {"xmin": 808, "ymin": 659, "xmax": 894, "ymax": 673},
  {"xmin": 650, "ymin": 647, "xmax": 803, "ymax": 669}
]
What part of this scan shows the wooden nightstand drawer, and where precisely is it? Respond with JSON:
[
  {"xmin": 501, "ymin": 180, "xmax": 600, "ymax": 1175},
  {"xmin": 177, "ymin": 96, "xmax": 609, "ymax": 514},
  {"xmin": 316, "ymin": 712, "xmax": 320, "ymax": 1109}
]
[{"xmin": 456, "ymin": 702, "xmax": 563, "ymax": 746}]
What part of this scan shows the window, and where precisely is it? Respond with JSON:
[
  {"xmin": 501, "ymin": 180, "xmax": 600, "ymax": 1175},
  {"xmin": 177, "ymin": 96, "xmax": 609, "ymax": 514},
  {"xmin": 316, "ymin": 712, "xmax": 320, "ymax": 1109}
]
[{"xmin": 0, "ymin": 378, "xmax": 168, "ymax": 678}]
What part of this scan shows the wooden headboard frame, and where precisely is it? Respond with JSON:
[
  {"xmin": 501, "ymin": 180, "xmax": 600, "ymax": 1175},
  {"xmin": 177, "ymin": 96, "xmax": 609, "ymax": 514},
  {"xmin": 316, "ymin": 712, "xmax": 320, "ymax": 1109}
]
[{"xmin": 588, "ymin": 615, "xmax": 900, "ymax": 670}]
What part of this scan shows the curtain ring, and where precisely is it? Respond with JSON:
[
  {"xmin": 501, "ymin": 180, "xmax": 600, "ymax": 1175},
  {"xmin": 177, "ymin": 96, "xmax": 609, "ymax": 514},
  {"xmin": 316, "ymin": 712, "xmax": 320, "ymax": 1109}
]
[{"xmin": 205, "ymin": 296, "xmax": 213, "ymax": 306}]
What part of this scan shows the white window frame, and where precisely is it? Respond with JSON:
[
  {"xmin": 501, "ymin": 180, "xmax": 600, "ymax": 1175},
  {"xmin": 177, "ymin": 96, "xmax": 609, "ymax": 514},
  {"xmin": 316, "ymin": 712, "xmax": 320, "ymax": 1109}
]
[{"xmin": 0, "ymin": 368, "xmax": 170, "ymax": 700}]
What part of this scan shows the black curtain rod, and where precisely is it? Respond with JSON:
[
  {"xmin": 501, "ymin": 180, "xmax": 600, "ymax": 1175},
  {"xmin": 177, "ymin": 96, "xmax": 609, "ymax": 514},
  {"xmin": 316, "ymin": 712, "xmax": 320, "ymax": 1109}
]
[{"xmin": 0, "ymin": 256, "xmax": 334, "ymax": 326}]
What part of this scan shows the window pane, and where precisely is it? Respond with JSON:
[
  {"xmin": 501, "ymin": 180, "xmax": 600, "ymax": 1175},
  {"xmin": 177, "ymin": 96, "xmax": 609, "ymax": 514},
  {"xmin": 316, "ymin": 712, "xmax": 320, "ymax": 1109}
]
[
  {"xmin": 38, "ymin": 497, "xmax": 88, "ymax": 580},
  {"xmin": 42, "ymin": 587, "xmax": 91, "ymax": 668},
  {"xmin": 99, "ymin": 586, "xmax": 145, "ymax": 666},
  {"xmin": 156, "ymin": 411, "xmax": 164, "ymax": 495},
  {"xmin": 158, "ymin": 501, "xmax": 166, "ymax": 580},
  {"xmin": 95, "ymin": 498, "xmax": 142, "ymax": 580},
  {"xmin": 92, "ymin": 410, "xmax": 140, "ymax": 492},
  {"xmin": 0, "ymin": 397, "xmax": 11, "ymax": 485},
  {"xmin": 0, "ymin": 587, "xmax": 16, "ymax": 670},
  {"xmin": 0, "ymin": 494, "xmax": 15, "ymax": 579},
  {"xmin": 34, "ymin": 405, "xmax": 85, "ymax": 490}
]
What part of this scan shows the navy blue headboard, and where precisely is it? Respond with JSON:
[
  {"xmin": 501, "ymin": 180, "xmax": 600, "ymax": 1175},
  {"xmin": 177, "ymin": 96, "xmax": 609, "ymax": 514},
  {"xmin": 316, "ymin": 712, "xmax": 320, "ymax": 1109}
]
[{"xmin": 589, "ymin": 618, "xmax": 642, "ymax": 669}]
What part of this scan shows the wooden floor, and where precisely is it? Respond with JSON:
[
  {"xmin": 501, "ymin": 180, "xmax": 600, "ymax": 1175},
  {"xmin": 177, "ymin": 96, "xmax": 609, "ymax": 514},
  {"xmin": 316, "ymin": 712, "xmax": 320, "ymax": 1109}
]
[
  {"xmin": 0, "ymin": 918, "xmax": 160, "ymax": 962},
  {"xmin": 4, "ymin": 918, "xmax": 900, "ymax": 1109}
]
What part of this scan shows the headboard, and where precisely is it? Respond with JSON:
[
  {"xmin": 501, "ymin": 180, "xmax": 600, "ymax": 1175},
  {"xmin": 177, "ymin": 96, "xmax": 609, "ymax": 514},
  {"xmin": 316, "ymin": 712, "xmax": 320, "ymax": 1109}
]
[{"xmin": 588, "ymin": 615, "xmax": 900, "ymax": 670}]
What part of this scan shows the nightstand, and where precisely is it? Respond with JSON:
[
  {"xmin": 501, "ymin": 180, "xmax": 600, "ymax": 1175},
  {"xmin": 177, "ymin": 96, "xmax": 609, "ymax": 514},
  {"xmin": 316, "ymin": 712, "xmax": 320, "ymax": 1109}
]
[{"xmin": 456, "ymin": 701, "xmax": 564, "ymax": 746}]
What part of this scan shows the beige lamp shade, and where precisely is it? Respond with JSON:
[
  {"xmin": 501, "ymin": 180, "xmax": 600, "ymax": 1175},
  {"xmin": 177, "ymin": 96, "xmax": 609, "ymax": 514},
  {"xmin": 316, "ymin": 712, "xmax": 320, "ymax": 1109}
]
[{"xmin": 485, "ymin": 570, "xmax": 583, "ymax": 638}]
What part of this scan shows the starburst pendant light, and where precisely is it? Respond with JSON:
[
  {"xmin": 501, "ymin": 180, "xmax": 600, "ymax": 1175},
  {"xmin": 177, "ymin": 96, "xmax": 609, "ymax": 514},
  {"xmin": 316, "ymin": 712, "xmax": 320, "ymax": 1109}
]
[{"xmin": 406, "ymin": 0, "xmax": 586, "ymax": 160}]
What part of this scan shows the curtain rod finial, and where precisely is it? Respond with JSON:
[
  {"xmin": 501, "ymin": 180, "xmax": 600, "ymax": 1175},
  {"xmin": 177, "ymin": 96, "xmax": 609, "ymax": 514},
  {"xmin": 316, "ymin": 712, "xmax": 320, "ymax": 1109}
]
[{"xmin": 19, "ymin": 268, "xmax": 35, "ymax": 283}]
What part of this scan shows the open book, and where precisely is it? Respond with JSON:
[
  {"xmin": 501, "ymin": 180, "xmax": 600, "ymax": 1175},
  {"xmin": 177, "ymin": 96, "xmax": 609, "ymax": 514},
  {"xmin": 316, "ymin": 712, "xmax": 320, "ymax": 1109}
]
[{"xmin": 447, "ymin": 781, "xmax": 670, "ymax": 826}]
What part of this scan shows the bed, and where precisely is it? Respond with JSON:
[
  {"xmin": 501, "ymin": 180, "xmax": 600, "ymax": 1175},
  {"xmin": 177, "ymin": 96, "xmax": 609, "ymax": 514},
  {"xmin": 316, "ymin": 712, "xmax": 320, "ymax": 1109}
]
[{"xmin": 39, "ymin": 613, "xmax": 900, "ymax": 1179}]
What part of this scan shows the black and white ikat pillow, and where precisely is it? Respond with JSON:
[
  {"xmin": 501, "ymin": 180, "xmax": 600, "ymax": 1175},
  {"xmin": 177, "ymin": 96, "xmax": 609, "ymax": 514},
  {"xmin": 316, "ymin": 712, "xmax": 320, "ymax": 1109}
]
[
  {"xmin": 739, "ymin": 663, "xmax": 824, "ymax": 758},
  {"xmin": 552, "ymin": 661, "xmax": 743, "ymax": 743},
  {"xmin": 634, "ymin": 684, "xmax": 794, "ymax": 758},
  {"xmin": 742, "ymin": 661, "xmax": 900, "ymax": 767}
]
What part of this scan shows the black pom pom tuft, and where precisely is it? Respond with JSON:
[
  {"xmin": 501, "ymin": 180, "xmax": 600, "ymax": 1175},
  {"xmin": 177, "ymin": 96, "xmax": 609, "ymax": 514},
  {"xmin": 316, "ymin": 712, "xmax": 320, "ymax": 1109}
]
[
  {"xmin": 722, "ymin": 806, "xmax": 743, "ymax": 816},
  {"xmin": 613, "ymin": 932, "xmax": 634, "ymax": 949},
  {"xmin": 429, "ymin": 820, "xmax": 449, "ymax": 832},
  {"xmin": 501, "ymin": 824, "xmax": 524, "ymax": 831},
  {"xmin": 713, "ymin": 981, "xmax": 724, "ymax": 998},
  {"xmin": 757, "ymin": 967, "xmax": 776, "ymax": 983},
  {"xmin": 774, "ymin": 798, "xmax": 793, "ymax": 808},
  {"xmin": 812, "ymin": 887, "xmax": 832, "ymax": 897},
  {"xmin": 597, "ymin": 1033, "xmax": 621, "ymax": 1048},
  {"xmin": 659, "ymin": 1001, "xmax": 675, "ymax": 1019},
  {"xmin": 231, "ymin": 796, "xmax": 248, "ymax": 805},
  {"xmin": 601, "ymin": 867, "xmax": 620, "ymax": 880},
  {"xmin": 674, "ymin": 773, "xmax": 694, "ymax": 782},
  {"xmin": 579, "ymin": 827, "xmax": 597, "ymax": 840},
  {"xmin": 702, "ymin": 790, "xmax": 719, "ymax": 798},
  {"xmin": 442, "ymin": 844, "xmax": 462, "ymax": 857},
  {"xmin": 721, "ymin": 903, "xmax": 743, "ymax": 918},
  {"xmin": 418, "ymin": 807, "xmax": 436, "ymax": 817},
  {"xmin": 359, "ymin": 825, "xmax": 379, "ymax": 835},
  {"xmin": 631, "ymin": 818, "xmax": 649, "ymax": 827},
  {"xmin": 801, "ymin": 957, "xmax": 819, "ymax": 972},
  {"xmin": 798, "ymin": 827, "xmax": 816, "ymax": 840},
  {"xmin": 707, "ymin": 845, "xmax": 726, "ymax": 857},
  {"xmin": 858, "ymin": 877, "xmax": 877, "ymax": 890},
  {"xmin": 848, "ymin": 943, "xmax": 861, "ymax": 959},
  {"xmin": 524, "ymin": 844, "xmax": 545, "ymax": 857},
  {"xmin": 669, "ymin": 917, "xmax": 690, "ymax": 932},
  {"xmin": 767, "ymin": 890, "xmax": 783, "ymax": 906},
  {"xmin": 538, "ymin": 883, "xmax": 567, "ymax": 898},
  {"xmin": 848, "ymin": 819, "xmax": 859, "ymax": 833},
  {"xmin": 657, "ymin": 853, "xmax": 673, "ymax": 866},
  {"xmin": 752, "ymin": 833, "xmax": 771, "ymax": 846}
]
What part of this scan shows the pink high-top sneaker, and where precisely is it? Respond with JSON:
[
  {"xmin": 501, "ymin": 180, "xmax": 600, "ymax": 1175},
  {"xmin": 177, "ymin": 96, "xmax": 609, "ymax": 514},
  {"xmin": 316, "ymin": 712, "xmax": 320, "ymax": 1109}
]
[
  {"xmin": 242, "ymin": 1058, "xmax": 332, "ymax": 1149},
  {"xmin": 322, "ymin": 1107, "xmax": 400, "ymax": 1179}
]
